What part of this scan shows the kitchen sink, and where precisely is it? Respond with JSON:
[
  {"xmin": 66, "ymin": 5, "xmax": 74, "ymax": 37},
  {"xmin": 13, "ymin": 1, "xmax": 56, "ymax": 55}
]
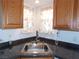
[{"xmin": 16, "ymin": 40, "xmax": 54, "ymax": 59}]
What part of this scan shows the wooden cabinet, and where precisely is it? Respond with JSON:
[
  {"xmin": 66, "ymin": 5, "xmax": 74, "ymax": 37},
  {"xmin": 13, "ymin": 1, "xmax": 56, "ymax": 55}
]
[
  {"xmin": 75, "ymin": 0, "xmax": 79, "ymax": 30},
  {"xmin": 0, "ymin": 0, "xmax": 23, "ymax": 29},
  {"xmin": 53, "ymin": 0, "xmax": 75, "ymax": 30},
  {"xmin": 53, "ymin": 0, "xmax": 79, "ymax": 31}
]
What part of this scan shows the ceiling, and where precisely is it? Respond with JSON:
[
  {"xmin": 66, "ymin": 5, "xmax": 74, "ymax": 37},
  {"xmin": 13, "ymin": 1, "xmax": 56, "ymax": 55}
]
[{"xmin": 24, "ymin": 0, "xmax": 53, "ymax": 9}]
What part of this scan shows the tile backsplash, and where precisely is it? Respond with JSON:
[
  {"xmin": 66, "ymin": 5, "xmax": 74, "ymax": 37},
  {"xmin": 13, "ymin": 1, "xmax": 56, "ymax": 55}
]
[
  {"xmin": 0, "ymin": 29, "xmax": 36, "ymax": 43},
  {"xmin": 0, "ymin": 29, "xmax": 79, "ymax": 45}
]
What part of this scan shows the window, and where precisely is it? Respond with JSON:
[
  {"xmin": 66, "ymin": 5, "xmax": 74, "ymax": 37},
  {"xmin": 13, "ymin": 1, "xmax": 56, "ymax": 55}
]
[
  {"xmin": 23, "ymin": 7, "xmax": 56, "ymax": 33},
  {"xmin": 23, "ymin": 8, "xmax": 34, "ymax": 32},
  {"xmin": 40, "ymin": 9, "xmax": 53, "ymax": 33}
]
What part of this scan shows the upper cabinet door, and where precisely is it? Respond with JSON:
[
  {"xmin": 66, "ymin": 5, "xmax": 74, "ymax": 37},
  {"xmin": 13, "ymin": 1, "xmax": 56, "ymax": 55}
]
[
  {"xmin": 53, "ymin": 0, "xmax": 75, "ymax": 30},
  {"xmin": 2, "ymin": 0, "xmax": 23, "ymax": 28},
  {"xmin": 75, "ymin": 0, "xmax": 79, "ymax": 30}
]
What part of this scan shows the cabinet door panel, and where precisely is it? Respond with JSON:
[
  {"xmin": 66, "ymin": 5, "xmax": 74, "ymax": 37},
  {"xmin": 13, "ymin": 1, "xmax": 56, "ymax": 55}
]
[
  {"xmin": 7, "ymin": 0, "xmax": 22, "ymax": 24},
  {"xmin": 2, "ymin": 0, "xmax": 23, "ymax": 28},
  {"xmin": 53, "ymin": 0, "xmax": 74, "ymax": 30},
  {"xmin": 76, "ymin": 0, "xmax": 79, "ymax": 30}
]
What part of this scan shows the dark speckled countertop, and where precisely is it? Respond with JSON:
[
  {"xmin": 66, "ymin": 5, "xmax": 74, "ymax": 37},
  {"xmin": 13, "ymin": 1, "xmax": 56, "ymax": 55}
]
[{"xmin": 0, "ymin": 36, "xmax": 79, "ymax": 59}]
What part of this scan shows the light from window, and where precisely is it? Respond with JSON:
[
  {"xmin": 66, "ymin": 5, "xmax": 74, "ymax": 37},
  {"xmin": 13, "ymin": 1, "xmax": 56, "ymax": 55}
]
[
  {"xmin": 23, "ymin": 8, "xmax": 33, "ymax": 32},
  {"xmin": 40, "ymin": 9, "xmax": 53, "ymax": 33},
  {"xmin": 23, "ymin": 8, "xmax": 56, "ymax": 33}
]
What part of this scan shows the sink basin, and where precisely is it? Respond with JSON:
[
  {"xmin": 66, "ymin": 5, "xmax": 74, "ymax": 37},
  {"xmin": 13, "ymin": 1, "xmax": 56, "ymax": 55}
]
[{"xmin": 20, "ymin": 41, "xmax": 53, "ymax": 58}]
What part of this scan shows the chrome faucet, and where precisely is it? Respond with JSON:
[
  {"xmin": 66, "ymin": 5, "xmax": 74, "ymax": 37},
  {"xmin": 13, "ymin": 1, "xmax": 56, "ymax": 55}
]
[{"xmin": 36, "ymin": 30, "xmax": 39, "ymax": 40}]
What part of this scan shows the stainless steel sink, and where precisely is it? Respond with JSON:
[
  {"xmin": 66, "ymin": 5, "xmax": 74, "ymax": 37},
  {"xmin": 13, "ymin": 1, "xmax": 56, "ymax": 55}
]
[{"xmin": 21, "ymin": 40, "xmax": 53, "ymax": 57}]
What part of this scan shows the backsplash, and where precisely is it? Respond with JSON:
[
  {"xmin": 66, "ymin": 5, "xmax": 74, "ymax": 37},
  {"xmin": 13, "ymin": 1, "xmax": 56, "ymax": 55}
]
[
  {"xmin": 39, "ymin": 30, "xmax": 79, "ymax": 45},
  {"xmin": 0, "ymin": 29, "xmax": 36, "ymax": 43},
  {"xmin": 0, "ymin": 29, "xmax": 79, "ymax": 45},
  {"xmin": 57, "ymin": 30, "xmax": 79, "ymax": 45}
]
